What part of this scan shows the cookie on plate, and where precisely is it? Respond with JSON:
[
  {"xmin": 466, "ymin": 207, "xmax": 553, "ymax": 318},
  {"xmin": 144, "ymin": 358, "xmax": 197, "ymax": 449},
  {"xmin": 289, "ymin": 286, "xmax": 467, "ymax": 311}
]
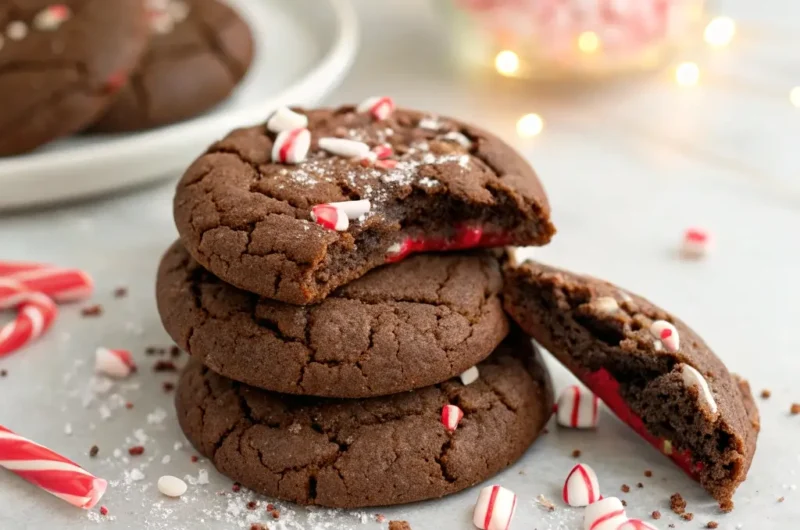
[
  {"xmin": 173, "ymin": 103, "xmax": 556, "ymax": 304},
  {"xmin": 91, "ymin": 0, "xmax": 254, "ymax": 132},
  {"xmin": 157, "ymin": 241, "xmax": 508, "ymax": 398},
  {"xmin": 502, "ymin": 260, "xmax": 760, "ymax": 511},
  {"xmin": 175, "ymin": 331, "xmax": 553, "ymax": 508},
  {"xmin": 0, "ymin": 0, "xmax": 149, "ymax": 155}
]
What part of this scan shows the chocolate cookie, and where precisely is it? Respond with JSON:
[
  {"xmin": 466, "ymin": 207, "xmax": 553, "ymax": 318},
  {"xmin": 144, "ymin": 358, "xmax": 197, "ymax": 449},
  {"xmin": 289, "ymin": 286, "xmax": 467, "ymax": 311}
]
[
  {"xmin": 175, "ymin": 332, "xmax": 554, "ymax": 508},
  {"xmin": 91, "ymin": 0, "xmax": 253, "ymax": 132},
  {"xmin": 0, "ymin": 0, "xmax": 149, "ymax": 155},
  {"xmin": 173, "ymin": 103, "xmax": 556, "ymax": 304},
  {"xmin": 157, "ymin": 241, "xmax": 509, "ymax": 398},
  {"xmin": 502, "ymin": 260, "xmax": 760, "ymax": 511}
]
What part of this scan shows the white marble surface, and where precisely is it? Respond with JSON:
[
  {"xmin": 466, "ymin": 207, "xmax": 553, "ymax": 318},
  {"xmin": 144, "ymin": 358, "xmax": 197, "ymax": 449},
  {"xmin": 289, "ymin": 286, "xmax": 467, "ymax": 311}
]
[{"xmin": 1, "ymin": 1, "xmax": 799, "ymax": 528}]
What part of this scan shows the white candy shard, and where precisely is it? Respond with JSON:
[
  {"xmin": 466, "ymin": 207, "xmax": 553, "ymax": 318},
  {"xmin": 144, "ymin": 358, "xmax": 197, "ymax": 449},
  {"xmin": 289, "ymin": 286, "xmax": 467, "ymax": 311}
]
[
  {"xmin": 442, "ymin": 131, "xmax": 471, "ymax": 147},
  {"xmin": 459, "ymin": 366, "xmax": 479, "ymax": 386},
  {"xmin": 95, "ymin": 348, "xmax": 136, "ymax": 379},
  {"xmin": 584, "ymin": 497, "xmax": 627, "ymax": 530},
  {"xmin": 649, "ymin": 320, "xmax": 679, "ymax": 352},
  {"xmin": 272, "ymin": 128, "xmax": 310, "ymax": 164},
  {"xmin": 325, "ymin": 200, "xmax": 371, "ymax": 220},
  {"xmin": 158, "ymin": 475, "xmax": 187, "ymax": 497},
  {"xmin": 267, "ymin": 107, "xmax": 308, "ymax": 133},
  {"xmin": 473, "ymin": 485, "xmax": 517, "ymax": 530},
  {"xmin": 557, "ymin": 385, "xmax": 600, "ymax": 429},
  {"xmin": 679, "ymin": 363, "xmax": 718, "ymax": 415},
  {"xmin": 318, "ymin": 137, "xmax": 370, "ymax": 158},
  {"xmin": 593, "ymin": 296, "xmax": 619, "ymax": 314},
  {"xmin": 563, "ymin": 463, "xmax": 600, "ymax": 507}
]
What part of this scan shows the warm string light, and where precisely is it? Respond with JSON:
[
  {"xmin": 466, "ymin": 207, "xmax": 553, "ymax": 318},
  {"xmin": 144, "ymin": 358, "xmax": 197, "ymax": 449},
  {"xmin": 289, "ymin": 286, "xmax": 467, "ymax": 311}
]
[
  {"xmin": 704, "ymin": 16, "xmax": 736, "ymax": 47},
  {"xmin": 577, "ymin": 31, "xmax": 600, "ymax": 54},
  {"xmin": 495, "ymin": 50, "xmax": 520, "ymax": 76},
  {"xmin": 517, "ymin": 113, "xmax": 544, "ymax": 137},
  {"xmin": 675, "ymin": 62, "xmax": 700, "ymax": 87},
  {"xmin": 790, "ymin": 87, "xmax": 800, "ymax": 108}
]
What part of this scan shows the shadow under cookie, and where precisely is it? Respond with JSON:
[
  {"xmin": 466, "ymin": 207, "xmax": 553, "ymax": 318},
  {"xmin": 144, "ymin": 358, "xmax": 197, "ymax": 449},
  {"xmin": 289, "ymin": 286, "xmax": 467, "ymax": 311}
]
[
  {"xmin": 174, "ymin": 331, "xmax": 553, "ymax": 508},
  {"xmin": 157, "ymin": 241, "xmax": 509, "ymax": 398}
]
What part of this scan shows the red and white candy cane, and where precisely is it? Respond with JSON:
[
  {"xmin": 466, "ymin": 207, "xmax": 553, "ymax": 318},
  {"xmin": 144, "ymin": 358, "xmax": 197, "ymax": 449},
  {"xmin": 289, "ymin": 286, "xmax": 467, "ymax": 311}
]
[
  {"xmin": 272, "ymin": 128, "xmax": 310, "ymax": 164},
  {"xmin": 0, "ymin": 425, "xmax": 107, "ymax": 509},
  {"xmin": 617, "ymin": 520, "xmax": 659, "ymax": 530},
  {"xmin": 649, "ymin": 320, "xmax": 679, "ymax": 352},
  {"xmin": 681, "ymin": 228, "xmax": 711, "ymax": 259},
  {"xmin": 473, "ymin": 485, "xmax": 517, "ymax": 530},
  {"xmin": 441, "ymin": 404, "xmax": 464, "ymax": 433},
  {"xmin": 584, "ymin": 497, "xmax": 627, "ymax": 530},
  {"xmin": 556, "ymin": 385, "xmax": 600, "ymax": 428},
  {"xmin": 0, "ymin": 261, "xmax": 49, "ymax": 277},
  {"xmin": 357, "ymin": 96, "xmax": 395, "ymax": 121},
  {"xmin": 5, "ymin": 268, "xmax": 93, "ymax": 303},
  {"xmin": 563, "ymin": 463, "xmax": 601, "ymax": 507},
  {"xmin": 0, "ymin": 292, "xmax": 58, "ymax": 357},
  {"xmin": 95, "ymin": 348, "xmax": 136, "ymax": 379},
  {"xmin": 310, "ymin": 205, "xmax": 349, "ymax": 231}
]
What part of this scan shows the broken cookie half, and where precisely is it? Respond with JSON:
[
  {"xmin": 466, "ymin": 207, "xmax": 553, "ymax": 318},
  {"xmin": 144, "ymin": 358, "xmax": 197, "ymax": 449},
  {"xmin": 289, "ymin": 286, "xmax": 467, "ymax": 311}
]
[{"xmin": 502, "ymin": 259, "xmax": 760, "ymax": 511}]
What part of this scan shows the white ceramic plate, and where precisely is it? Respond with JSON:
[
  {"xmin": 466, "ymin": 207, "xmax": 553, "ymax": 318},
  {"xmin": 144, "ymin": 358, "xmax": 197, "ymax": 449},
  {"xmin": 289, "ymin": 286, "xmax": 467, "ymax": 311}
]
[{"xmin": 0, "ymin": 0, "xmax": 359, "ymax": 210}]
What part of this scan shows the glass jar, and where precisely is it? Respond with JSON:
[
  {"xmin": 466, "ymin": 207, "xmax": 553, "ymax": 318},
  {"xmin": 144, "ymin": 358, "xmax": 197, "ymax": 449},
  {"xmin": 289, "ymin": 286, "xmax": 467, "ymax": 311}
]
[{"xmin": 442, "ymin": 0, "xmax": 708, "ymax": 81}]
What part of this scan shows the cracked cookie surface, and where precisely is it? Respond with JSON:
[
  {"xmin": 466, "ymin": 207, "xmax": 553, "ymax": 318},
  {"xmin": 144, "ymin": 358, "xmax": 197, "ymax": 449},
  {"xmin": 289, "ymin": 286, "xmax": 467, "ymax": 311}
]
[
  {"xmin": 173, "ymin": 105, "xmax": 555, "ymax": 304},
  {"xmin": 157, "ymin": 241, "xmax": 509, "ymax": 398},
  {"xmin": 0, "ymin": 0, "xmax": 149, "ymax": 155},
  {"xmin": 503, "ymin": 260, "xmax": 759, "ymax": 510},
  {"xmin": 90, "ymin": 0, "xmax": 253, "ymax": 132},
  {"xmin": 175, "ymin": 331, "xmax": 553, "ymax": 508}
]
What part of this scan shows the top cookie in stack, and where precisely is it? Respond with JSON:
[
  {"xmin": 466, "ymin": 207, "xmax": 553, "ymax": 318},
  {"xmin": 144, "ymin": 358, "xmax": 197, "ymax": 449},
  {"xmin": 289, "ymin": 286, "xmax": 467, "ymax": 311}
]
[{"xmin": 172, "ymin": 99, "xmax": 556, "ymax": 305}]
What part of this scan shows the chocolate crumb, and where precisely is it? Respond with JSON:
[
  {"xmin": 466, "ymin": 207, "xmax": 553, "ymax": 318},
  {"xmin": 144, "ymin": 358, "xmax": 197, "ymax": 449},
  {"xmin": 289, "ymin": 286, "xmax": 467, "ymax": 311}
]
[
  {"xmin": 145, "ymin": 347, "xmax": 157, "ymax": 355},
  {"xmin": 644, "ymin": 470, "xmax": 653, "ymax": 477},
  {"xmin": 153, "ymin": 360, "xmax": 177, "ymax": 372},
  {"xmin": 170, "ymin": 346, "xmax": 181, "ymax": 357},
  {"xmin": 652, "ymin": 511, "xmax": 661, "ymax": 520},
  {"xmin": 791, "ymin": 404, "xmax": 800, "ymax": 415},
  {"xmin": 389, "ymin": 522, "xmax": 412, "ymax": 530},
  {"xmin": 706, "ymin": 522, "xmax": 718, "ymax": 529},
  {"xmin": 621, "ymin": 484, "xmax": 630, "ymax": 493},
  {"xmin": 572, "ymin": 449, "xmax": 581, "ymax": 458},
  {"xmin": 125, "ymin": 402, "xmax": 134, "ymax": 409},
  {"xmin": 250, "ymin": 524, "xmax": 268, "ymax": 530},
  {"xmin": 162, "ymin": 381, "xmax": 175, "ymax": 393},
  {"xmin": 670, "ymin": 493, "xmax": 686, "ymax": 514},
  {"xmin": 128, "ymin": 446, "xmax": 144, "ymax": 456},
  {"xmin": 247, "ymin": 501, "xmax": 257, "ymax": 510},
  {"xmin": 621, "ymin": 499, "xmax": 628, "ymax": 507},
  {"xmin": 270, "ymin": 510, "xmax": 280, "ymax": 519},
  {"xmin": 669, "ymin": 525, "xmax": 675, "ymax": 529},
  {"xmin": 266, "ymin": 504, "xmax": 274, "ymax": 511},
  {"xmin": 191, "ymin": 455, "xmax": 199, "ymax": 463},
  {"xmin": 778, "ymin": 496, "xmax": 785, "ymax": 503},
  {"xmin": 0, "ymin": 369, "xmax": 7, "ymax": 377},
  {"xmin": 81, "ymin": 304, "xmax": 103, "ymax": 317},
  {"xmin": 89, "ymin": 445, "xmax": 99, "ymax": 457},
  {"xmin": 114, "ymin": 287, "xmax": 128, "ymax": 298},
  {"xmin": 681, "ymin": 513, "xmax": 694, "ymax": 521},
  {"xmin": 637, "ymin": 482, "xmax": 644, "ymax": 488},
  {"xmin": 232, "ymin": 483, "xmax": 241, "ymax": 492},
  {"xmin": 760, "ymin": 389, "xmax": 771, "ymax": 399}
]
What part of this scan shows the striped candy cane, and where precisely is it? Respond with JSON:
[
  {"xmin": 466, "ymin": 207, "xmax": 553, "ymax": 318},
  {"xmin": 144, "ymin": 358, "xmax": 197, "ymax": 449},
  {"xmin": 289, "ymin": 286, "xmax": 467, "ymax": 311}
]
[
  {"xmin": 0, "ymin": 261, "xmax": 48, "ymax": 277},
  {"xmin": 0, "ymin": 292, "xmax": 58, "ymax": 357},
  {"xmin": 0, "ymin": 425, "xmax": 107, "ymax": 509},
  {"xmin": 4, "ymin": 268, "xmax": 93, "ymax": 303}
]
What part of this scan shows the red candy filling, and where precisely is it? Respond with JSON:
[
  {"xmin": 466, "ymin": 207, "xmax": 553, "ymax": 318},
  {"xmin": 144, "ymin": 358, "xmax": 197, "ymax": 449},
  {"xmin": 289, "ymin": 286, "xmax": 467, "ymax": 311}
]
[
  {"xmin": 581, "ymin": 368, "xmax": 700, "ymax": 479},
  {"xmin": 385, "ymin": 225, "xmax": 514, "ymax": 263}
]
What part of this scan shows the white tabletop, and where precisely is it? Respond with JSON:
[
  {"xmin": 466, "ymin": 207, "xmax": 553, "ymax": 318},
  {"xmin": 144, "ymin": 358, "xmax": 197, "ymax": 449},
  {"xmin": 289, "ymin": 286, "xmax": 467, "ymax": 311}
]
[{"xmin": 1, "ymin": 1, "xmax": 798, "ymax": 529}]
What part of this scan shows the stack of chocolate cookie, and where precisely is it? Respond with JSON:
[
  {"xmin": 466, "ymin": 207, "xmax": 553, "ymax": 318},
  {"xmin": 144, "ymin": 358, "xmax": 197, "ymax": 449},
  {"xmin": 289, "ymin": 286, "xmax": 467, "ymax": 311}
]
[
  {"xmin": 0, "ymin": 0, "xmax": 253, "ymax": 156},
  {"xmin": 157, "ymin": 100, "xmax": 758, "ymax": 511}
]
